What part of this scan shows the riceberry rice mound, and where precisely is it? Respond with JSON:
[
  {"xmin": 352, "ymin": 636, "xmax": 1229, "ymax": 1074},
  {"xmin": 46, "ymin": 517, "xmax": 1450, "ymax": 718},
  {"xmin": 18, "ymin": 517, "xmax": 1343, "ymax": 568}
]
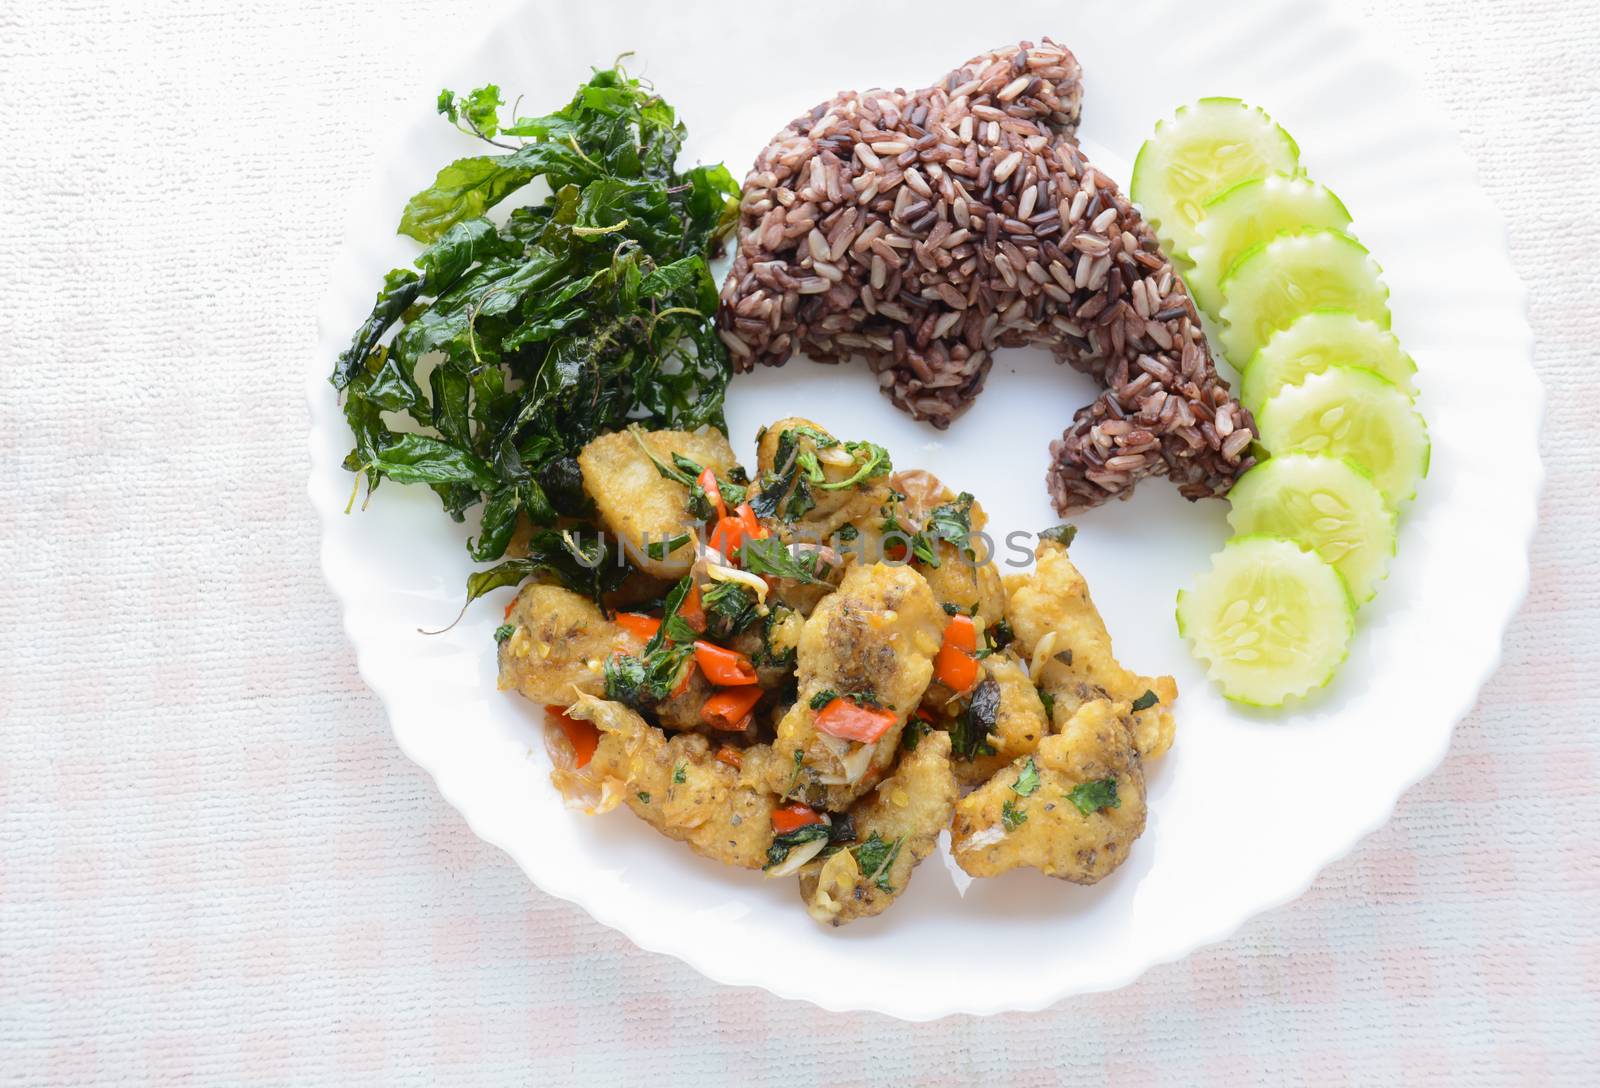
[{"xmin": 716, "ymin": 40, "xmax": 1256, "ymax": 513}]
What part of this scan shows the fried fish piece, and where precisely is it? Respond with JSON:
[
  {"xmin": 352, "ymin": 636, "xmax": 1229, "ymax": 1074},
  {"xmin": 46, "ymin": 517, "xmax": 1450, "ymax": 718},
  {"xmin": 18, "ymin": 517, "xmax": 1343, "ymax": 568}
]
[
  {"xmin": 578, "ymin": 426, "xmax": 740, "ymax": 578},
  {"xmin": 770, "ymin": 562, "xmax": 944, "ymax": 810},
  {"xmin": 950, "ymin": 699, "xmax": 1146, "ymax": 883},
  {"xmin": 571, "ymin": 694, "xmax": 780, "ymax": 870},
  {"xmin": 497, "ymin": 583, "xmax": 632, "ymax": 705},
  {"xmin": 755, "ymin": 417, "xmax": 890, "ymax": 544},
  {"xmin": 944, "ymin": 649, "xmax": 1051, "ymax": 787},
  {"xmin": 799, "ymin": 730, "xmax": 958, "ymax": 926},
  {"xmin": 1004, "ymin": 540, "xmax": 1177, "ymax": 759}
]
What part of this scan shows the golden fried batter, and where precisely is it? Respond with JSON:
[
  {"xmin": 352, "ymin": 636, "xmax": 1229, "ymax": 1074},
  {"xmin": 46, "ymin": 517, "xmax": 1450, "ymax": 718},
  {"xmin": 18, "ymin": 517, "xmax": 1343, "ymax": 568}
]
[
  {"xmin": 799, "ymin": 730, "xmax": 958, "ymax": 926},
  {"xmin": 578, "ymin": 426, "xmax": 740, "ymax": 578},
  {"xmin": 951, "ymin": 700, "xmax": 1146, "ymax": 883},
  {"xmin": 497, "ymin": 584, "xmax": 633, "ymax": 705},
  {"xmin": 770, "ymin": 562, "xmax": 944, "ymax": 810},
  {"xmin": 1005, "ymin": 540, "xmax": 1177, "ymax": 759},
  {"xmin": 571, "ymin": 695, "xmax": 780, "ymax": 870},
  {"xmin": 756, "ymin": 417, "xmax": 889, "ymax": 543},
  {"xmin": 947, "ymin": 650, "xmax": 1051, "ymax": 787}
]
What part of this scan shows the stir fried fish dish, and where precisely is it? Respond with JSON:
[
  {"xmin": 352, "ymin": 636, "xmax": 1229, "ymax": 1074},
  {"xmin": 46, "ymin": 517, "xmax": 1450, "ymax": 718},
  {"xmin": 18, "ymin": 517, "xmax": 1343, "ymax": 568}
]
[{"xmin": 497, "ymin": 417, "xmax": 1177, "ymax": 925}]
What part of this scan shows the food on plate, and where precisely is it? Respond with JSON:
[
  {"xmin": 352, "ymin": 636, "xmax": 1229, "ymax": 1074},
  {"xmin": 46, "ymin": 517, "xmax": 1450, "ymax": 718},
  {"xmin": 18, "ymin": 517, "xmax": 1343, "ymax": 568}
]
[
  {"xmin": 1254, "ymin": 366, "xmax": 1430, "ymax": 507},
  {"xmin": 1226, "ymin": 453, "xmax": 1396, "ymax": 604},
  {"xmin": 572, "ymin": 694, "xmax": 782, "ymax": 869},
  {"xmin": 577, "ymin": 427, "xmax": 742, "ymax": 578},
  {"xmin": 1005, "ymin": 540, "xmax": 1177, "ymax": 760},
  {"xmin": 1185, "ymin": 176, "xmax": 1352, "ymax": 318},
  {"xmin": 1217, "ymin": 228, "xmax": 1391, "ymax": 364},
  {"xmin": 1138, "ymin": 98, "xmax": 1428, "ymax": 702},
  {"xmin": 951, "ymin": 699, "xmax": 1147, "ymax": 883},
  {"xmin": 715, "ymin": 40, "xmax": 1258, "ymax": 516},
  {"xmin": 509, "ymin": 415, "xmax": 1177, "ymax": 924},
  {"xmin": 1239, "ymin": 311, "xmax": 1417, "ymax": 417},
  {"xmin": 330, "ymin": 66, "xmax": 741, "ymax": 568},
  {"xmin": 1130, "ymin": 97, "xmax": 1301, "ymax": 259},
  {"xmin": 1177, "ymin": 535, "xmax": 1355, "ymax": 706},
  {"xmin": 498, "ymin": 583, "xmax": 632, "ymax": 704},
  {"xmin": 772, "ymin": 562, "xmax": 945, "ymax": 811},
  {"xmin": 799, "ymin": 729, "xmax": 958, "ymax": 925}
]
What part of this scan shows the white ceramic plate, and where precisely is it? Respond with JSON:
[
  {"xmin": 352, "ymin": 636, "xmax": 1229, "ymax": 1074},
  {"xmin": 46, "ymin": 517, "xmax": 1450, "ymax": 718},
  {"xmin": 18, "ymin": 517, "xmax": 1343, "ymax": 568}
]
[{"xmin": 308, "ymin": 0, "xmax": 1539, "ymax": 1018}]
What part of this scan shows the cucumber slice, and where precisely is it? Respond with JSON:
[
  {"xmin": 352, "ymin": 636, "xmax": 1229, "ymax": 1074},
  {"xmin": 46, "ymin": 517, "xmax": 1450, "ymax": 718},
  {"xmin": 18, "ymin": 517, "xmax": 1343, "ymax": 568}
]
[
  {"xmin": 1217, "ymin": 229, "xmax": 1390, "ymax": 366},
  {"xmin": 1226, "ymin": 454, "xmax": 1396, "ymax": 604},
  {"xmin": 1240, "ymin": 311, "xmax": 1417, "ymax": 416},
  {"xmin": 1130, "ymin": 98, "xmax": 1301, "ymax": 260},
  {"xmin": 1186, "ymin": 176, "xmax": 1353, "ymax": 318},
  {"xmin": 1255, "ymin": 366, "xmax": 1430, "ymax": 506},
  {"xmin": 1176, "ymin": 535, "xmax": 1354, "ymax": 706}
]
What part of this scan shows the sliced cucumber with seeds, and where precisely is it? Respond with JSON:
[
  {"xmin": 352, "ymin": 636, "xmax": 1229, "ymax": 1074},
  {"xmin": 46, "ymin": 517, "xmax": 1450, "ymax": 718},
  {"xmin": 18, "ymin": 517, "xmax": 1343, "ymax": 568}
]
[
  {"xmin": 1227, "ymin": 454, "xmax": 1395, "ymax": 604},
  {"xmin": 1217, "ymin": 228, "xmax": 1390, "ymax": 366},
  {"xmin": 1240, "ymin": 311, "xmax": 1417, "ymax": 416},
  {"xmin": 1186, "ymin": 176, "xmax": 1353, "ymax": 318},
  {"xmin": 1177, "ymin": 535, "xmax": 1354, "ymax": 706},
  {"xmin": 1130, "ymin": 98, "xmax": 1301, "ymax": 260},
  {"xmin": 1255, "ymin": 366, "xmax": 1430, "ymax": 506}
]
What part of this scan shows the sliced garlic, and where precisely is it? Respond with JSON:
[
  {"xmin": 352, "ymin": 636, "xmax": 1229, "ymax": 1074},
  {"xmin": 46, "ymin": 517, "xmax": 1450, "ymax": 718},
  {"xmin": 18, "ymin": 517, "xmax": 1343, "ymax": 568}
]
[{"xmin": 764, "ymin": 832, "xmax": 829, "ymax": 877}]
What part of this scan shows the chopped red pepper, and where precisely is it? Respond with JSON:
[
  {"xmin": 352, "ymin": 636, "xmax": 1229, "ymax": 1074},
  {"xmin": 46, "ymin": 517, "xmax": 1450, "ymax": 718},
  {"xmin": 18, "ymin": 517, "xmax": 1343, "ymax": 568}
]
[
  {"xmin": 697, "ymin": 467, "xmax": 726, "ymax": 520},
  {"xmin": 544, "ymin": 705, "xmax": 599, "ymax": 768},
  {"xmin": 707, "ymin": 502, "xmax": 768, "ymax": 564},
  {"xmin": 701, "ymin": 687, "xmax": 763, "ymax": 731},
  {"xmin": 615, "ymin": 612, "xmax": 661, "ymax": 642},
  {"xmin": 678, "ymin": 582, "xmax": 706, "ymax": 633},
  {"xmin": 771, "ymin": 802, "xmax": 826, "ymax": 834},
  {"xmin": 934, "ymin": 614, "xmax": 980, "ymax": 693},
  {"xmin": 713, "ymin": 745, "xmax": 744, "ymax": 770},
  {"xmin": 693, "ymin": 641, "xmax": 759, "ymax": 686},
  {"xmin": 814, "ymin": 698, "xmax": 898, "ymax": 743},
  {"xmin": 670, "ymin": 660, "xmax": 696, "ymax": 699}
]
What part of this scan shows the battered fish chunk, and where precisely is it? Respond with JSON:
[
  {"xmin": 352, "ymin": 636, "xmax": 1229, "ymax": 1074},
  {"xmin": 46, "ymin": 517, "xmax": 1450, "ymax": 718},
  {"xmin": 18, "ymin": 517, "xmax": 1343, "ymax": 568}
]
[
  {"xmin": 578, "ymin": 427, "xmax": 740, "ymax": 578},
  {"xmin": 947, "ymin": 650, "xmax": 1051, "ymax": 787},
  {"xmin": 756, "ymin": 417, "xmax": 889, "ymax": 544},
  {"xmin": 951, "ymin": 700, "xmax": 1146, "ymax": 883},
  {"xmin": 799, "ymin": 730, "xmax": 958, "ymax": 926},
  {"xmin": 497, "ymin": 584, "xmax": 633, "ymax": 705},
  {"xmin": 1005, "ymin": 541, "xmax": 1178, "ymax": 759},
  {"xmin": 571, "ymin": 695, "xmax": 780, "ymax": 870},
  {"xmin": 770, "ymin": 562, "xmax": 944, "ymax": 810}
]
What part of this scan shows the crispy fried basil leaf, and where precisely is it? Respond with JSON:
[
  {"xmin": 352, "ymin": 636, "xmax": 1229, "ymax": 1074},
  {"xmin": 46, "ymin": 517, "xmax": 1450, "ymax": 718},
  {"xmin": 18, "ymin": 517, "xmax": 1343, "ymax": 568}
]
[{"xmin": 334, "ymin": 64, "xmax": 742, "ymax": 593}]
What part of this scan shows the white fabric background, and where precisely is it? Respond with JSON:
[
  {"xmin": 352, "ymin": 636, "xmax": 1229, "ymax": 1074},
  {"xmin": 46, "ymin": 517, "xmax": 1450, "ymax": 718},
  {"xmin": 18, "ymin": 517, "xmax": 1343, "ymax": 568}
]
[{"xmin": 1, "ymin": 0, "xmax": 1595, "ymax": 1083}]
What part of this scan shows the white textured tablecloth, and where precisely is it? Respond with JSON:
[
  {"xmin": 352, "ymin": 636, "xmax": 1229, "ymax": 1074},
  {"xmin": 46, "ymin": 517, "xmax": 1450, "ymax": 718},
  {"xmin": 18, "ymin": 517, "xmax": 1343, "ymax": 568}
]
[{"xmin": 2, "ymin": 0, "xmax": 1595, "ymax": 1083}]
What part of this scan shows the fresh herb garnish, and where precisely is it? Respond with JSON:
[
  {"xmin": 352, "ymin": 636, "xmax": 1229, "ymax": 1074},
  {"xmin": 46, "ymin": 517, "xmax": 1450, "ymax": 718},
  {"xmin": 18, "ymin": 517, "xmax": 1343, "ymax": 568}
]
[
  {"xmin": 1011, "ymin": 757, "xmax": 1040, "ymax": 797},
  {"xmin": 924, "ymin": 492, "xmax": 976, "ymax": 558},
  {"xmin": 902, "ymin": 717, "xmax": 931, "ymax": 751},
  {"xmin": 950, "ymin": 677, "xmax": 1000, "ymax": 761},
  {"xmin": 493, "ymin": 623, "xmax": 516, "ymax": 643},
  {"xmin": 672, "ymin": 763, "xmax": 687, "ymax": 785},
  {"xmin": 852, "ymin": 832, "xmax": 904, "ymax": 893},
  {"xmin": 1039, "ymin": 524, "xmax": 1078, "ymax": 547},
  {"xmin": 835, "ymin": 524, "xmax": 859, "ymax": 543},
  {"xmin": 1037, "ymin": 688, "xmax": 1056, "ymax": 721},
  {"xmin": 737, "ymin": 536, "xmax": 831, "ymax": 584},
  {"xmin": 1001, "ymin": 800, "xmax": 1028, "ymax": 831},
  {"xmin": 1131, "ymin": 689, "xmax": 1159, "ymax": 712},
  {"xmin": 809, "ymin": 689, "xmax": 839, "ymax": 710},
  {"xmin": 332, "ymin": 64, "xmax": 741, "ymax": 596},
  {"xmin": 637, "ymin": 791, "xmax": 652, "ymax": 804},
  {"xmin": 700, "ymin": 580, "xmax": 761, "ymax": 641},
  {"xmin": 645, "ymin": 532, "xmax": 692, "ymax": 560},
  {"xmin": 763, "ymin": 822, "xmax": 831, "ymax": 868},
  {"xmin": 465, "ymin": 527, "xmax": 630, "ymax": 612},
  {"xmin": 1066, "ymin": 777, "xmax": 1120, "ymax": 816}
]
